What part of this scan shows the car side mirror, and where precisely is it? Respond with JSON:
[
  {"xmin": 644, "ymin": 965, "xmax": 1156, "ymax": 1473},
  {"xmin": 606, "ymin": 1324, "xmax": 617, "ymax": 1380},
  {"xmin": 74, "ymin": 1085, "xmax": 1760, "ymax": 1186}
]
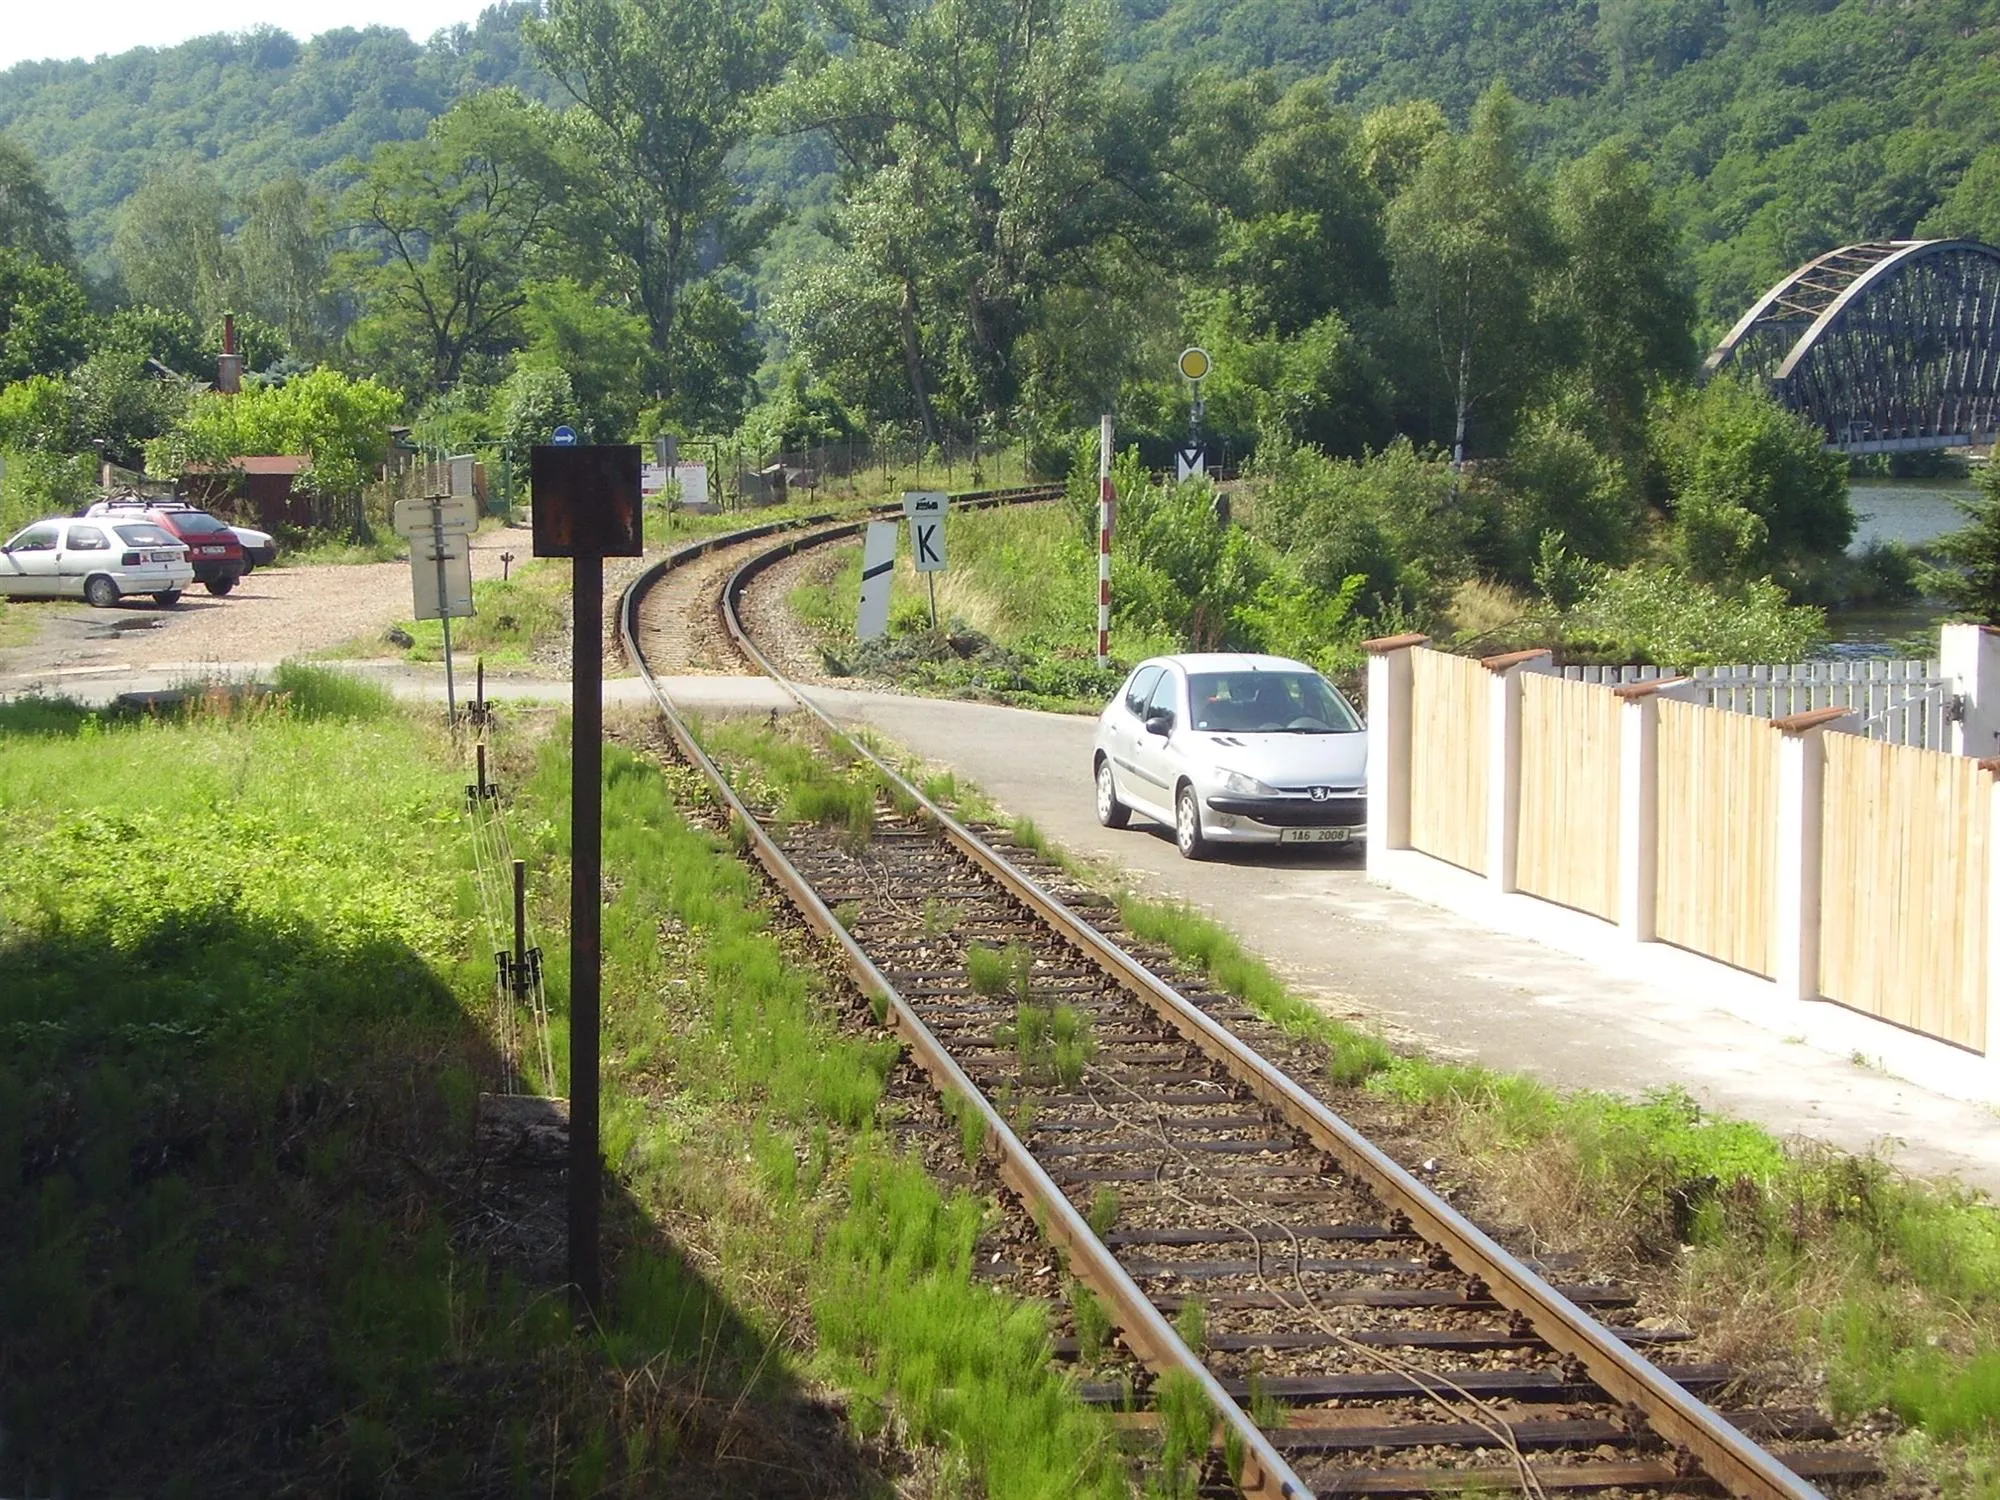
[{"xmin": 1144, "ymin": 709, "xmax": 1174, "ymax": 736}]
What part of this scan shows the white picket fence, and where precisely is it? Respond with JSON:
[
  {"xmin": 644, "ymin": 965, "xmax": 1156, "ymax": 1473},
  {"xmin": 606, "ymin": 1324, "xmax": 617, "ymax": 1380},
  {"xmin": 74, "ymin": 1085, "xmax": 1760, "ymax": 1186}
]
[{"xmin": 1560, "ymin": 660, "xmax": 1957, "ymax": 750}]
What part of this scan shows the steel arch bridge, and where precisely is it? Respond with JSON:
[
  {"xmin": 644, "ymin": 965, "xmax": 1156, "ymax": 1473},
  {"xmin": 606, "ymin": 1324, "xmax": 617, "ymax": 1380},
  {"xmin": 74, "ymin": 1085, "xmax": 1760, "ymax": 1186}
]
[{"xmin": 1704, "ymin": 239, "xmax": 2000, "ymax": 454}]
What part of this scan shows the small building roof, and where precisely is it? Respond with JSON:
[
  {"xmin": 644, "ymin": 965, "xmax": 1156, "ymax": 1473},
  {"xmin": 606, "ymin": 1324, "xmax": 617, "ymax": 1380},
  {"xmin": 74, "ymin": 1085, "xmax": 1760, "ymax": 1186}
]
[{"xmin": 187, "ymin": 455, "xmax": 312, "ymax": 475}]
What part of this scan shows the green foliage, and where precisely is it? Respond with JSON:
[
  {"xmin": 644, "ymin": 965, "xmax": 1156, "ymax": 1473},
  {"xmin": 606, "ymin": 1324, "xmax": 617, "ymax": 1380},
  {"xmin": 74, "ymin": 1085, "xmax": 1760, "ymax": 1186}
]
[
  {"xmin": 1919, "ymin": 463, "xmax": 2000, "ymax": 625},
  {"xmin": 493, "ymin": 364, "xmax": 582, "ymax": 456},
  {"xmin": 1647, "ymin": 376, "xmax": 1853, "ymax": 588},
  {"xmin": 147, "ymin": 366, "xmax": 402, "ymax": 494},
  {"xmin": 517, "ymin": 277, "xmax": 649, "ymax": 441},
  {"xmin": 1253, "ymin": 432, "xmax": 1469, "ymax": 621},
  {"xmin": 0, "ymin": 248, "xmax": 89, "ymax": 384},
  {"xmin": 1559, "ymin": 560, "xmax": 1826, "ymax": 667},
  {"xmin": 0, "ymin": 448, "xmax": 95, "ymax": 533},
  {"xmin": 111, "ymin": 166, "xmax": 238, "ymax": 329},
  {"xmin": 342, "ymin": 90, "xmax": 579, "ymax": 396},
  {"xmin": 0, "ymin": 134, "xmax": 74, "ymax": 269}
]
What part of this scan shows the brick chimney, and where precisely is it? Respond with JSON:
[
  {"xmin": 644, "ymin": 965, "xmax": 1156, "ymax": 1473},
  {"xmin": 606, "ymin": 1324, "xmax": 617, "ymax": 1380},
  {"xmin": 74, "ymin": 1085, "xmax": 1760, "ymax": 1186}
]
[{"xmin": 216, "ymin": 312, "xmax": 243, "ymax": 395}]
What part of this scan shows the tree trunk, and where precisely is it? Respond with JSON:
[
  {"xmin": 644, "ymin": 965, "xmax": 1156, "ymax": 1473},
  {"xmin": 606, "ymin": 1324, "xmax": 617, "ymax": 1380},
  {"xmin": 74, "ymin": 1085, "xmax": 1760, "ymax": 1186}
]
[{"xmin": 900, "ymin": 277, "xmax": 941, "ymax": 448}]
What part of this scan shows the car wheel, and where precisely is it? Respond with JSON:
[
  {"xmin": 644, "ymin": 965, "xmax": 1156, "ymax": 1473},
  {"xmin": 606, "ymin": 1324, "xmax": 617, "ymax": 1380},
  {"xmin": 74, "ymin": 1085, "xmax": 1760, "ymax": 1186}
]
[
  {"xmin": 153, "ymin": 589, "xmax": 183, "ymax": 606},
  {"xmin": 205, "ymin": 577, "xmax": 236, "ymax": 596},
  {"xmin": 84, "ymin": 574, "xmax": 119, "ymax": 608},
  {"xmin": 1175, "ymin": 782, "xmax": 1209, "ymax": 861},
  {"xmin": 1095, "ymin": 756, "xmax": 1131, "ymax": 829}
]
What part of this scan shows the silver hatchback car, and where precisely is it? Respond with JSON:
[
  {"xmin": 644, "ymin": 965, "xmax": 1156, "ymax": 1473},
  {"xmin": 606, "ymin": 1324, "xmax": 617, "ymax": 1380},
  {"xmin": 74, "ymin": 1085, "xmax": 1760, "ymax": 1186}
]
[{"xmin": 1092, "ymin": 653, "xmax": 1368, "ymax": 859}]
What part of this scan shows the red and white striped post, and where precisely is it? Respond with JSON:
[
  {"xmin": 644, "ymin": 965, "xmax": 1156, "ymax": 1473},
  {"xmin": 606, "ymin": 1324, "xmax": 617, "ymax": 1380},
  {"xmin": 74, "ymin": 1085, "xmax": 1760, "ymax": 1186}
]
[{"xmin": 1097, "ymin": 413, "xmax": 1114, "ymax": 668}]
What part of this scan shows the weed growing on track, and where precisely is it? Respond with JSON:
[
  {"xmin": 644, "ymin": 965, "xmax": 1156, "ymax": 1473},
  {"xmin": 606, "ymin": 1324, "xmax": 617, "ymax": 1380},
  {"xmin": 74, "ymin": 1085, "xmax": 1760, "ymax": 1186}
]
[{"xmin": 523, "ymin": 732, "xmax": 1130, "ymax": 1499}]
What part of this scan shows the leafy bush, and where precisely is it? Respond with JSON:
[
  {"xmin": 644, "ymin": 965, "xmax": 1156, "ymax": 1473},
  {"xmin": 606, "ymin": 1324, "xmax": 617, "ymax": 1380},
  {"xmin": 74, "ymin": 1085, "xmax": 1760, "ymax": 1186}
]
[
  {"xmin": 1647, "ymin": 376, "xmax": 1853, "ymax": 588},
  {"xmin": 1560, "ymin": 560, "xmax": 1826, "ymax": 666},
  {"xmin": 0, "ymin": 448, "xmax": 96, "ymax": 533},
  {"xmin": 1251, "ymin": 432, "xmax": 1472, "ymax": 620}
]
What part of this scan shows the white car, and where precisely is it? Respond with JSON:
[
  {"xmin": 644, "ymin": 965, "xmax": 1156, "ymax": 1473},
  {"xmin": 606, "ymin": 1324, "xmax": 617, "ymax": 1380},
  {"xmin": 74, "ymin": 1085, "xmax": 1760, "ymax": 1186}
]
[
  {"xmin": 84, "ymin": 497, "xmax": 277, "ymax": 568},
  {"xmin": 0, "ymin": 516, "xmax": 194, "ymax": 606},
  {"xmin": 1093, "ymin": 652, "xmax": 1368, "ymax": 859}
]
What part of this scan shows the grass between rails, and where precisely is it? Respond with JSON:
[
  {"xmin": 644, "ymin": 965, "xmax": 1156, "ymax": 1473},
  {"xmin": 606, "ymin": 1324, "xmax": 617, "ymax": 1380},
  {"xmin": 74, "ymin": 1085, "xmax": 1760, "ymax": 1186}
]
[
  {"xmin": 0, "ymin": 672, "xmax": 1127, "ymax": 1496},
  {"xmin": 877, "ymin": 748, "xmax": 2000, "ymax": 1495},
  {"xmin": 529, "ymin": 723, "xmax": 1129, "ymax": 1498}
]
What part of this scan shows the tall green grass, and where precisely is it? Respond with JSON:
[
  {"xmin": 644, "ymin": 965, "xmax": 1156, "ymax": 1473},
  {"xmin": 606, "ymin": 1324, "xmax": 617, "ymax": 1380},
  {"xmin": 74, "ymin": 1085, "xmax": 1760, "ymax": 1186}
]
[{"xmin": 523, "ymin": 732, "xmax": 1129, "ymax": 1497}]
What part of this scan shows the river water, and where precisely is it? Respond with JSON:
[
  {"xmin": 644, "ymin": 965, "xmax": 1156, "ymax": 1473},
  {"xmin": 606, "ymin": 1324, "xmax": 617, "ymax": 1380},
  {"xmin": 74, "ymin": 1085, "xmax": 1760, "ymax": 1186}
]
[{"xmin": 1822, "ymin": 478, "xmax": 1975, "ymax": 656}]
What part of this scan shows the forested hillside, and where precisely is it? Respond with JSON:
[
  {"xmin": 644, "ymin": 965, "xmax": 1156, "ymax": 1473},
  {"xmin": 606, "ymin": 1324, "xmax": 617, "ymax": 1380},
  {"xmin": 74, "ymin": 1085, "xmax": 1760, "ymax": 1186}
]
[
  {"xmin": 0, "ymin": 5, "xmax": 548, "ymax": 271},
  {"xmin": 3, "ymin": 0, "xmax": 1995, "ymax": 680},
  {"xmin": 6, "ymin": 0, "xmax": 2000, "ymax": 325}
]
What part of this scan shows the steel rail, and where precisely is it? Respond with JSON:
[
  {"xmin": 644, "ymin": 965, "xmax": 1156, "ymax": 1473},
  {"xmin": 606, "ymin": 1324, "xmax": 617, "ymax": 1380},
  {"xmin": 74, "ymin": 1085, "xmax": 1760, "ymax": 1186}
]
[
  {"xmin": 620, "ymin": 500, "xmax": 1829, "ymax": 1500},
  {"xmin": 617, "ymin": 491, "xmax": 1311, "ymax": 1499}
]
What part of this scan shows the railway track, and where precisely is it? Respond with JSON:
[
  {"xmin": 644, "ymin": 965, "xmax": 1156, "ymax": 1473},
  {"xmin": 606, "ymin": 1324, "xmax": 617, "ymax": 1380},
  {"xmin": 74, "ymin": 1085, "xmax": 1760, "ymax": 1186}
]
[{"xmin": 615, "ymin": 490, "xmax": 1879, "ymax": 1498}]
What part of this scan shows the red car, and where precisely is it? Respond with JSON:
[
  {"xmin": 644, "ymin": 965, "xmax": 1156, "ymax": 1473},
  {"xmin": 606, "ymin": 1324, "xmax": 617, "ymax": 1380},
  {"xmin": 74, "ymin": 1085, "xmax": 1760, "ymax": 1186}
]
[{"xmin": 140, "ymin": 507, "xmax": 246, "ymax": 595}]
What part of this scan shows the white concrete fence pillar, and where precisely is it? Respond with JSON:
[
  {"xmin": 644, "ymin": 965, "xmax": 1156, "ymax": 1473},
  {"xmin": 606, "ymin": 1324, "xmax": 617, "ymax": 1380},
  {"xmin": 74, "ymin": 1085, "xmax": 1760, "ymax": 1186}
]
[
  {"xmin": 1363, "ymin": 633, "xmax": 1428, "ymax": 876},
  {"xmin": 1942, "ymin": 622, "xmax": 2000, "ymax": 759},
  {"xmin": 1480, "ymin": 649, "xmax": 1552, "ymax": 894},
  {"xmin": 1773, "ymin": 707, "xmax": 1856, "ymax": 1003},
  {"xmin": 1611, "ymin": 676, "xmax": 1691, "ymax": 942}
]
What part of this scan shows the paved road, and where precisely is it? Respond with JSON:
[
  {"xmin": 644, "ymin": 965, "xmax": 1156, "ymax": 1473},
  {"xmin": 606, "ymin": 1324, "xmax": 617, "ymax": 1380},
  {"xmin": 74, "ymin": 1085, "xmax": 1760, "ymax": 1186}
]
[
  {"xmin": 12, "ymin": 659, "xmax": 1999, "ymax": 1193},
  {"xmin": 798, "ymin": 685, "xmax": 2000, "ymax": 1196}
]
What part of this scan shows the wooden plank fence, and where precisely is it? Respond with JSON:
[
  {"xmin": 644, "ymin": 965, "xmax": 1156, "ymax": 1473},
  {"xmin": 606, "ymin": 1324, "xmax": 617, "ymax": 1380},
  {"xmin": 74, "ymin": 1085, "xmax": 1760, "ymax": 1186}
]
[
  {"xmin": 1563, "ymin": 660, "xmax": 1951, "ymax": 750},
  {"xmin": 1516, "ymin": 673, "xmax": 1622, "ymax": 922},
  {"xmin": 1408, "ymin": 648, "xmax": 1489, "ymax": 875},
  {"xmin": 1820, "ymin": 735, "xmax": 1990, "ymax": 1050},
  {"xmin": 1656, "ymin": 698, "xmax": 1780, "ymax": 977}
]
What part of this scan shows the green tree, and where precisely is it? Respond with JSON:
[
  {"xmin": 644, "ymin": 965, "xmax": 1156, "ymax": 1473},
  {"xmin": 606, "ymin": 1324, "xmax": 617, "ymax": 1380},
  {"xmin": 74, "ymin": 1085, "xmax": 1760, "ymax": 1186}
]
[
  {"xmin": 147, "ymin": 367, "xmax": 402, "ymax": 494},
  {"xmin": 1550, "ymin": 142, "xmax": 1696, "ymax": 450},
  {"xmin": 236, "ymin": 176, "xmax": 335, "ymax": 354},
  {"xmin": 516, "ymin": 277, "xmax": 651, "ymax": 440},
  {"xmin": 528, "ymin": 0, "xmax": 798, "ymax": 389},
  {"xmin": 343, "ymin": 91, "xmax": 576, "ymax": 395},
  {"xmin": 0, "ymin": 249, "xmax": 91, "ymax": 384},
  {"xmin": 0, "ymin": 135, "xmax": 75, "ymax": 270},
  {"xmin": 1918, "ymin": 463, "xmax": 2000, "ymax": 624},
  {"xmin": 1384, "ymin": 85, "xmax": 1556, "ymax": 471},
  {"xmin": 493, "ymin": 365, "xmax": 584, "ymax": 456},
  {"xmin": 1646, "ymin": 376, "xmax": 1852, "ymax": 587},
  {"xmin": 112, "ymin": 167, "xmax": 240, "ymax": 327},
  {"xmin": 777, "ymin": 0, "xmax": 1143, "ymax": 433}
]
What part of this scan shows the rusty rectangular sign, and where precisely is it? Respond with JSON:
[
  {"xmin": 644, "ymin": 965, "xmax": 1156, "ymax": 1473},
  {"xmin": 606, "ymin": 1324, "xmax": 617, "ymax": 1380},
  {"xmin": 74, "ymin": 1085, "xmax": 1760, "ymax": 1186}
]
[{"xmin": 531, "ymin": 445, "xmax": 643, "ymax": 558}]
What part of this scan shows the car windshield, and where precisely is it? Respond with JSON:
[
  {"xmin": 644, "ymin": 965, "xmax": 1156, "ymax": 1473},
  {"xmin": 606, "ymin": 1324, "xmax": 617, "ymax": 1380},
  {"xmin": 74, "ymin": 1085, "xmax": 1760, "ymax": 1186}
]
[
  {"xmin": 170, "ymin": 512, "xmax": 232, "ymax": 536},
  {"xmin": 1187, "ymin": 670, "xmax": 1360, "ymax": 734},
  {"xmin": 114, "ymin": 523, "xmax": 178, "ymax": 547}
]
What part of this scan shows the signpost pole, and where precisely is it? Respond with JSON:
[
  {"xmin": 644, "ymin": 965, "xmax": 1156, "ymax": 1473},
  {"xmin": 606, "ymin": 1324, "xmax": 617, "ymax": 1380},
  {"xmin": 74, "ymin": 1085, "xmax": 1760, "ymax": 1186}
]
[
  {"xmin": 530, "ymin": 438, "xmax": 638, "ymax": 1324},
  {"xmin": 1098, "ymin": 414, "xmax": 1113, "ymax": 669},
  {"xmin": 433, "ymin": 501, "xmax": 457, "ymax": 722},
  {"xmin": 569, "ymin": 550, "xmax": 603, "ymax": 1315}
]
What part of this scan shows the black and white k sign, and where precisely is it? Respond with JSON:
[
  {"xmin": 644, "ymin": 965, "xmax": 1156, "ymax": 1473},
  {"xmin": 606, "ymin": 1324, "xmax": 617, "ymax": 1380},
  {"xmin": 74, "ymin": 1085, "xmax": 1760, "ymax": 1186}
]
[{"xmin": 902, "ymin": 490, "xmax": 949, "ymax": 573}]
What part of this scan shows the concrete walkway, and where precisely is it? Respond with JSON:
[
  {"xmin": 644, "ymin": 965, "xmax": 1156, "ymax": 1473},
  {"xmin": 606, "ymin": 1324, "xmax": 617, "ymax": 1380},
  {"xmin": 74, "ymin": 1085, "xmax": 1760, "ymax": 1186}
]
[{"xmin": 12, "ymin": 660, "xmax": 1998, "ymax": 1194}]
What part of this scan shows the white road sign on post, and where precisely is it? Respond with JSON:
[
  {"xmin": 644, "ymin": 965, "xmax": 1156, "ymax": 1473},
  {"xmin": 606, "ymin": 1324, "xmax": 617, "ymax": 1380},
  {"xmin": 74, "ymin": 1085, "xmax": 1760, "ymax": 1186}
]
[
  {"xmin": 856, "ymin": 520, "xmax": 898, "ymax": 641},
  {"xmin": 902, "ymin": 490, "xmax": 948, "ymax": 572},
  {"xmin": 1176, "ymin": 445, "xmax": 1207, "ymax": 482},
  {"xmin": 410, "ymin": 531, "xmax": 475, "ymax": 619},
  {"xmin": 394, "ymin": 493, "xmax": 477, "ymax": 720},
  {"xmin": 902, "ymin": 489, "xmax": 948, "ymax": 630}
]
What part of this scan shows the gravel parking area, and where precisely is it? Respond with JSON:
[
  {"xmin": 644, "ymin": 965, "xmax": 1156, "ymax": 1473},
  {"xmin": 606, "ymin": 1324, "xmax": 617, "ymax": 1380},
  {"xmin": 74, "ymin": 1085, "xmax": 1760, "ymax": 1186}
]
[{"xmin": 0, "ymin": 527, "xmax": 536, "ymax": 682}]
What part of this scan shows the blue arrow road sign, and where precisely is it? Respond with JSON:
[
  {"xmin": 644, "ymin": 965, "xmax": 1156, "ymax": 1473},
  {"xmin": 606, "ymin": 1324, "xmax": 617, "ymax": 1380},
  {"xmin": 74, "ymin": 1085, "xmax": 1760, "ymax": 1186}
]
[{"xmin": 552, "ymin": 425, "xmax": 579, "ymax": 446}]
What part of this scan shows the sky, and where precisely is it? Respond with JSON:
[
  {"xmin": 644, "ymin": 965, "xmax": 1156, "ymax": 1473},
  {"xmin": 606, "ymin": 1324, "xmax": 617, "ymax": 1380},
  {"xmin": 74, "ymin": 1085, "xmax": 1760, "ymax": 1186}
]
[{"xmin": 0, "ymin": 0, "xmax": 493, "ymax": 72}]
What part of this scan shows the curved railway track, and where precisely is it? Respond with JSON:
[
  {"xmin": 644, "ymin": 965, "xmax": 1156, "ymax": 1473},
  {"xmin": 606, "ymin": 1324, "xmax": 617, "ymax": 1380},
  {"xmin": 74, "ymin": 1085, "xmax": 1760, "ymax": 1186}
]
[{"xmin": 615, "ymin": 491, "xmax": 1878, "ymax": 1499}]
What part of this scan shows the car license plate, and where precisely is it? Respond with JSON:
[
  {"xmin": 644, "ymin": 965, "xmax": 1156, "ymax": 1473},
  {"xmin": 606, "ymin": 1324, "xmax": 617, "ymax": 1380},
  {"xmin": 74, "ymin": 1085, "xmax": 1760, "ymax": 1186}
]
[
  {"xmin": 1280, "ymin": 827, "xmax": 1352, "ymax": 844},
  {"xmin": 148, "ymin": 550, "xmax": 179, "ymax": 562},
  {"xmin": 199, "ymin": 545, "xmax": 225, "ymax": 556}
]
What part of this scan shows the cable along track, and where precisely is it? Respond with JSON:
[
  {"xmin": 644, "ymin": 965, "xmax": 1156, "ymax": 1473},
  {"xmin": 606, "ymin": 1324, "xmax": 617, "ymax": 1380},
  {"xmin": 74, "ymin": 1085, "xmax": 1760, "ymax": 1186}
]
[{"xmin": 617, "ymin": 494, "xmax": 1877, "ymax": 1499}]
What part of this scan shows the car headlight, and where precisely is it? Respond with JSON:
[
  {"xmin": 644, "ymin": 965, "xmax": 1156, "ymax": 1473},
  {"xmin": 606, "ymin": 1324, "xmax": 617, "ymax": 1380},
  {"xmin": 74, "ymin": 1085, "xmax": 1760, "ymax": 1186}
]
[{"xmin": 1216, "ymin": 768, "xmax": 1277, "ymax": 797}]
